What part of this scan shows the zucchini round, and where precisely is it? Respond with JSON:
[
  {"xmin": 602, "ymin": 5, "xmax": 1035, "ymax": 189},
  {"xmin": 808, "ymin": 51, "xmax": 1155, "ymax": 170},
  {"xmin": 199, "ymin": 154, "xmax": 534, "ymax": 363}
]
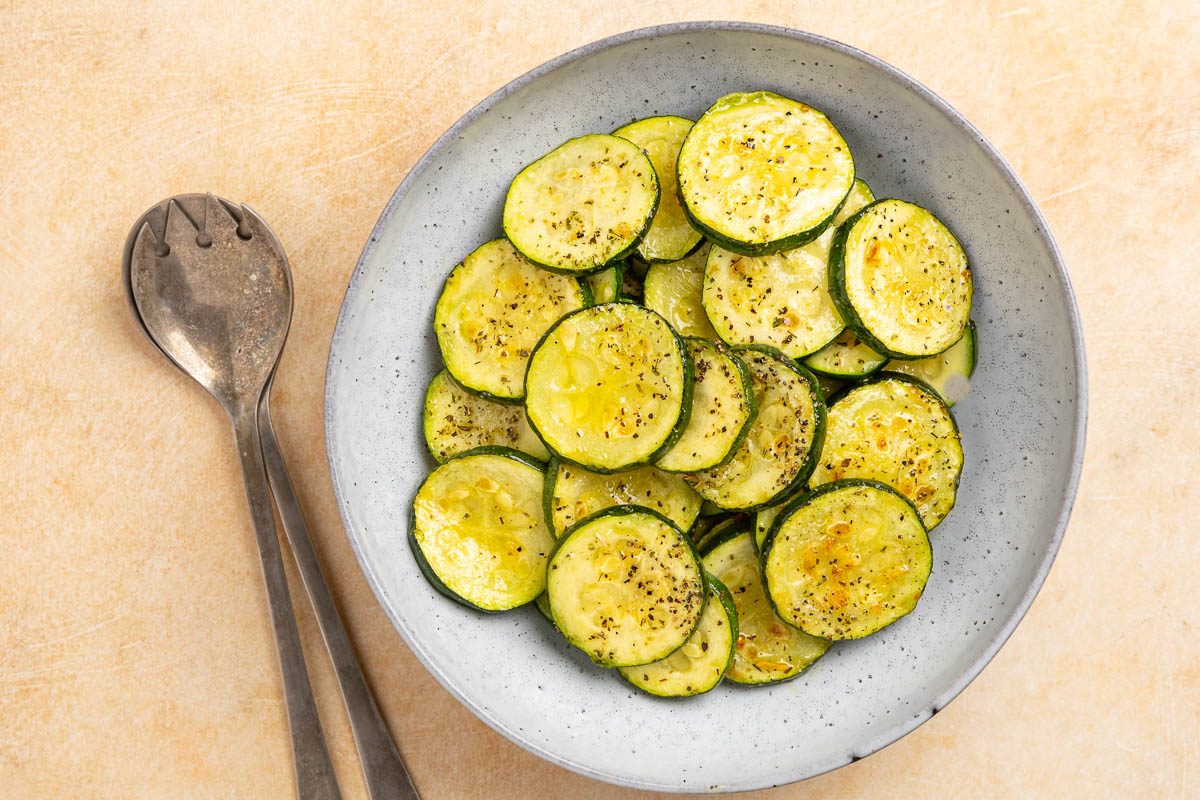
[
  {"xmin": 619, "ymin": 575, "xmax": 737, "ymax": 697},
  {"xmin": 642, "ymin": 242, "xmax": 718, "ymax": 339},
  {"xmin": 702, "ymin": 178, "xmax": 875, "ymax": 358},
  {"xmin": 677, "ymin": 91, "xmax": 855, "ymax": 255},
  {"xmin": 754, "ymin": 503, "xmax": 782, "ymax": 552},
  {"xmin": 422, "ymin": 370, "xmax": 549, "ymax": 463},
  {"xmin": 685, "ymin": 348, "xmax": 825, "ymax": 511},
  {"xmin": 829, "ymin": 199, "xmax": 973, "ymax": 358},
  {"xmin": 692, "ymin": 513, "xmax": 749, "ymax": 554},
  {"xmin": 411, "ymin": 448, "xmax": 555, "ymax": 611},
  {"xmin": 547, "ymin": 506, "xmax": 705, "ymax": 667},
  {"xmin": 802, "ymin": 329, "xmax": 887, "ymax": 380},
  {"xmin": 433, "ymin": 238, "xmax": 588, "ymax": 402},
  {"xmin": 525, "ymin": 303, "xmax": 692, "ymax": 472},
  {"xmin": 503, "ymin": 134, "xmax": 659, "ymax": 274},
  {"xmin": 884, "ymin": 320, "xmax": 977, "ymax": 407},
  {"xmin": 612, "ymin": 116, "xmax": 704, "ymax": 263},
  {"xmin": 810, "ymin": 373, "xmax": 963, "ymax": 529},
  {"xmin": 543, "ymin": 458, "xmax": 702, "ymax": 538},
  {"xmin": 586, "ymin": 262, "xmax": 624, "ymax": 304},
  {"xmin": 701, "ymin": 529, "xmax": 830, "ymax": 685},
  {"xmin": 655, "ymin": 339, "xmax": 756, "ymax": 473},
  {"xmin": 762, "ymin": 480, "xmax": 932, "ymax": 640}
]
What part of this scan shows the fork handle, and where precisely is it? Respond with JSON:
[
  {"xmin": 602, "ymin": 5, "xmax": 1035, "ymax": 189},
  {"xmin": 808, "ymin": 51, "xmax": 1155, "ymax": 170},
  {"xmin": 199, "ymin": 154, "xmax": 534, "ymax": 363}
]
[
  {"xmin": 232, "ymin": 408, "xmax": 342, "ymax": 800},
  {"xmin": 259, "ymin": 395, "xmax": 420, "ymax": 800}
]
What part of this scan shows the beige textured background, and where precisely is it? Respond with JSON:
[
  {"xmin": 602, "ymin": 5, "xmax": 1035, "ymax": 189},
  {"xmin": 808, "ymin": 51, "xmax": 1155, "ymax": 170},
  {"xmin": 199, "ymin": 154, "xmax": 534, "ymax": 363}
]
[{"xmin": 2, "ymin": 1, "xmax": 1198, "ymax": 797}]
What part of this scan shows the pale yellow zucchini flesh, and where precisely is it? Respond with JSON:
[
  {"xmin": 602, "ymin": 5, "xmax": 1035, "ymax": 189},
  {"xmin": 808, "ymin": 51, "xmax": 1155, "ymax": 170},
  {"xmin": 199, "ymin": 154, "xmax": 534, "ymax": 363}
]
[
  {"xmin": 423, "ymin": 371, "xmax": 549, "ymax": 462},
  {"xmin": 434, "ymin": 238, "xmax": 586, "ymax": 400},
  {"xmin": 642, "ymin": 242, "xmax": 718, "ymax": 339},
  {"xmin": 612, "ymin": 116, "xmax": 704, "ymax": 262},
  {"xmin": 546, "ymin": 460, "xmax": 702, "ymax": 538},
  {"xmin": 547, "ymin": 508, "xmax": 704, "ymax": 667},
  {"xmin": 678, "ymin": 91, "xmax": 855, "ymax": 253},
  {"xmin": 503, "ymin": 134, "xmax": 659, "ymax": 274},
  {"xmin": 809, "ymin": 376, "xmax": 963, "ymax": 529},
  {"xmin": 525, "ymin": 304, "xmax": 689, "ymax": 471},
  {"xmin": 762, "ymin": 481, "xmax": 932, "ymax": 639},
  {"xmin": 702, "ymin": 530, "xmax": 829, "ymax": 684},
  {"xmin": 411, "ymin": 452, "xmax": 554, "ymax": 611}
]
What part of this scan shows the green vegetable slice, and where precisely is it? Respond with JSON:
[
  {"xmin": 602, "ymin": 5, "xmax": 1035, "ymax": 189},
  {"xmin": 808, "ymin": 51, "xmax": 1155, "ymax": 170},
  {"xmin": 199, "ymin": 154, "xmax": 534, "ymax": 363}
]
[
  {"xmin": 585, "ymin": 262, "xmax": 624, "ymax": 304},
  {"xmin": 884, "ymin": 320, "xmax": 977, "ymax": 407},
  {"xmin": 612, "ymin": 116, "xmax": 704, "ymax": 262},
  {"xmin": 830, "ymin": 199, "xmax": 973, "ymax": 358},
  {"xmin": 762, "ymin": 480, "xmax": 932, "ymax": 639},
  {"xmin": 702, "ymin": 529, "xmax": 829, "ymax": 684},
  {"xmin": 619, "ymin": 575, "xmax": 737, "ymax": 697},
  {"xmin": 543, "ymin": 458, "xmax": 702, "ymax": 538},
  {"xmin": 703, "ymin": 179, "xmax": 875, "ymax": 357},
  {"xmin": 503, "ymin": 134, "xmax": 659, "ymax": 274},
  {"xmin": 803, "ymin": 329, "xmax": 887, "ymax": 379},
  {"xmin": 434, "ymin": 238, "xmax": 587, "ymax": 401},
  {"xmin": 685, "ymin": 348, "xmax": 824, "ymax": 511},
  {"xmin": 642, "ymin": 242, "xmax": 717, "ymax": 339},
  {"xmin": 411, "ymin": 449, "xmax": 554, "ymax": 611},
  {"xmin": 547, "ymin": 506, "xmax": 705, "ymax": 667},
  {"xmin": 655, "ymin": 339, "xmax": 756, "ymax": 472},
  {"xmin": 678, "ymin": 91, "xmax": 855, "ymax": 255},
  {"xmin": 525, "ymin": 303, "xmax": 692, "ymax": 471},
  {"xmin": 422, "ymin": 370, "xmax": 549, "ymax": 463},
  {"xmin": 810, "ymin": 374, "xmax": 963, "ymax": 529}
]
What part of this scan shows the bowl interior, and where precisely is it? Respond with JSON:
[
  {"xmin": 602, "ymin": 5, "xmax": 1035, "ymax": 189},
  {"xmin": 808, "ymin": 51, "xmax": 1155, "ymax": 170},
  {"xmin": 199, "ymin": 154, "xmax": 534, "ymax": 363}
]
[{"xmin": 325, "ymin": 23, "xmax": 1084, "ymax": 792}]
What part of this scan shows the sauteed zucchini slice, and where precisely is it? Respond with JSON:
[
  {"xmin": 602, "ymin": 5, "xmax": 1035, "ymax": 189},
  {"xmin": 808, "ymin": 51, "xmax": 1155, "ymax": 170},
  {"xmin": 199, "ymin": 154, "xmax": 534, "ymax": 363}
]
[
  {"xmin": 655, "ymin": 338, "xmax": 756, "ymax": 473},
  {"xmin": 642, "ymin": 242, "xmax": 717, "ymax": 339},
  {"xmin": 547, "ymin": 506, "xmax": 705, "ymax": 667},
  {"xmin": 411, "ymin": 449, "xmax": 554, "ymax": 611},
  {"xmin": 434, "ymin": 238, "xmax": 587, "ymax": 402},
  {"xmin": 503, "ymin": 134, "xmax": 659, "ymax": 274},
  {"xmin": 543, "ymin": 458, "xmax": 702, "ymax": 538},
  {"xmin": 612, "ymin": 116, "xmax": 704, "ymax": 262},
  {"xmin": 803, "ymin": 329, "xmax": 887, "ymax": 380},
  {"xmin": 525, "ymin": 303, "xmax": 692, "ymax": 471},
  {"xmin": 619, "ymin": 575, "xmax": 737, "ymax": 697},
  {"xmin": 703, "ymin": 178, "xmax": 874, "ymax": 357},
  {"xmin": 762, "ymin": 480, "xmax": 932, "ymax": 639},
  {"xmin": 810, "ymin": 374, "xmax": 963, "ymax": 529},
  {"xmin": 678, "ymin": 91, "xmax": 855, "ymax": 255},
  {"xmin": 422, "ymin": 370, "xmax": 549, "ymax": 463},
  {"xmin": 686, "ymin": 348, "xmax": 824, "ymax": 511},
  {"xmin": 830, "ymin": 199, "xmax": 972, "ymax": 358},
  {"xmin": 701, "ymin": 528, "xmax": 830, "ymax": 685}
]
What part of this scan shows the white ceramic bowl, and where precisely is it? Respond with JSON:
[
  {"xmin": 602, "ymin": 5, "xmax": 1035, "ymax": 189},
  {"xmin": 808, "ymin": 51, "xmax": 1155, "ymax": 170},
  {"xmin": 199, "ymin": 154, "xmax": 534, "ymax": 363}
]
[{"xmin": 325, "ymin": 22, "xmax": 1086, "ymax": 792}]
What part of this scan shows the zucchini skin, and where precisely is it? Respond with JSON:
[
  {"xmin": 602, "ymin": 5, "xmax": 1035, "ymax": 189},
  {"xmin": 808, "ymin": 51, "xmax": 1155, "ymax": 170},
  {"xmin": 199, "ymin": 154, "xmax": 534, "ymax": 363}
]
[
  {"xmin": 821, "ymin": 371, "xmax": 963, "ymax": 529},
  {"xmin": 760, "ymin": 478, "xmax": 932, "ymax": 639},
  {"xmin": 688, "ymin": 345, "xmax": 827, "ymax": 513},
  {"xmin": 503, "ymin": 134, "xmax": 661, "ymax": 275},
  {"xmin": 522, "ymin": 304, "xmax": 696, "ymax": 474},
  {"xmin": 828, "ymin": 199, "xmax": 971, "ymax": 360},
  {"xmin": 409, "ymin": 446, "xmax": 548, "ymax": 613},
  {"xmin": 655, "ymin": 339, "xmax": 759, "ymax": 474},
  {"xmin": 547, "ymin": 504, "xmax": 707, "ymax": 666}
]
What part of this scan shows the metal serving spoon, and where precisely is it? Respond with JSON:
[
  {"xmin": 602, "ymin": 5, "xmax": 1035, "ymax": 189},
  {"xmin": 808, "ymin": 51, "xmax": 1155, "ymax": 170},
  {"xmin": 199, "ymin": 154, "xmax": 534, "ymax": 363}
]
[{"xmin": 125, "ymin": 194, "xmax": 417, "ymax": 800}]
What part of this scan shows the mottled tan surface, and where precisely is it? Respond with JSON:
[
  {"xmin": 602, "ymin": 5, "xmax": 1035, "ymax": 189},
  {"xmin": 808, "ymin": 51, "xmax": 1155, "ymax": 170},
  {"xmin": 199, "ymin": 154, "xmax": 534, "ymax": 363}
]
[{"xmin": 2, "ymin": 2, "xmax": 1198, "ymax": 798}]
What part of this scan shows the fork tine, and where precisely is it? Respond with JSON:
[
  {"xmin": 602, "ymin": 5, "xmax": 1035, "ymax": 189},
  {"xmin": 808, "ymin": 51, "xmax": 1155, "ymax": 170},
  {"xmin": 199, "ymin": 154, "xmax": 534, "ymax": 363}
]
[
  {"xmin": 238, "ymin": 204, "xmax": 288, "ymax": 257},
  {"xmin": 163, "ymin": 199, "xmax": 198, "ymax": 253},
  {"xmin": 204, "ymin": 193, "xmax": 241, "ymax": 246}
]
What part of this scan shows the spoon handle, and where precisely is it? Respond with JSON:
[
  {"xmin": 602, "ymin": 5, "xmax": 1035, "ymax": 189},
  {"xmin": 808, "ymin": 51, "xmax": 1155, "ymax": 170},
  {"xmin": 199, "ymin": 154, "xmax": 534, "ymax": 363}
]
[
  {"xmin": 232, "ymin": 409, "xmax": 343, "ymax": 800},
  {"xmin": 259, "ymin": 396, "xmax": 420, "ymax": 800}
]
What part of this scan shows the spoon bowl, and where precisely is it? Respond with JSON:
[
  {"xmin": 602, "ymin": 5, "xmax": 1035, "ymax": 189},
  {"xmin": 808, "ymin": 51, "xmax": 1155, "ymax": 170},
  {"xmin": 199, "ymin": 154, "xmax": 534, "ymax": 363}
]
[{"xmin": 128, "ymin": 195, "xmax": 291, "ymax": 413}]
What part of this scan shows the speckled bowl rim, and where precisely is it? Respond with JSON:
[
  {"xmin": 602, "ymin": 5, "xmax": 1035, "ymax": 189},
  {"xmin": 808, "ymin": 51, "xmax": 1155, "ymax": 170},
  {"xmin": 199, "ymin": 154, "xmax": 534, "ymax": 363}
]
[{"xmin": 324, "ymin": 20, "xmax": 1088, "ymax": 791}]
